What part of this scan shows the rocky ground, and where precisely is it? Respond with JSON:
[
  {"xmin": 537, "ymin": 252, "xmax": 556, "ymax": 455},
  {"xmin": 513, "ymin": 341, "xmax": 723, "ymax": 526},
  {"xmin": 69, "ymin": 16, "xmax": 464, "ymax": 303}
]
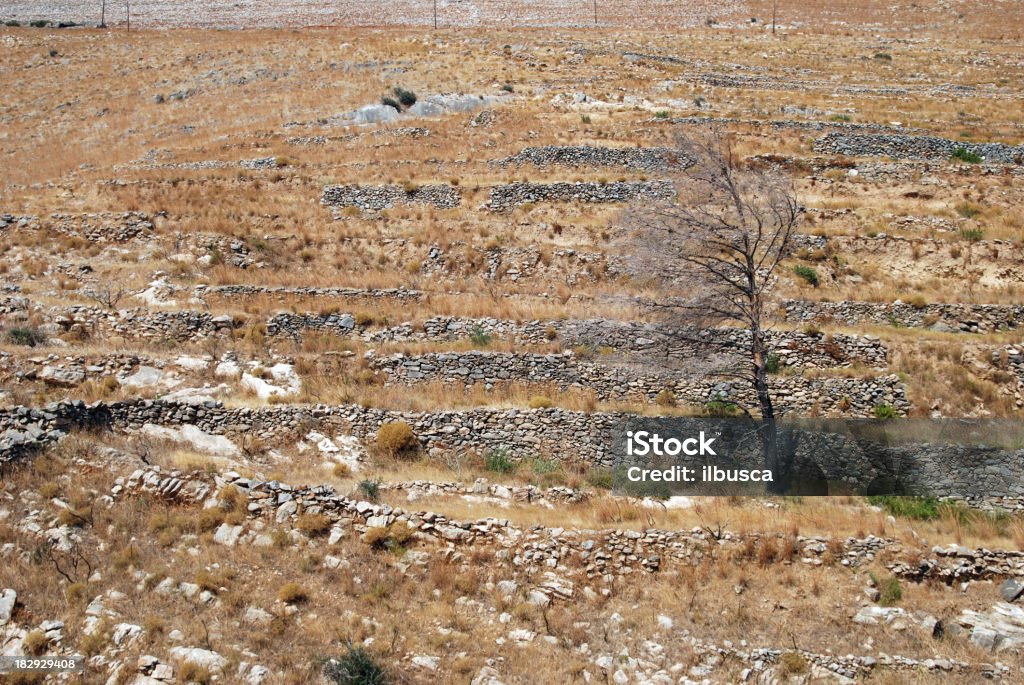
[{"xmin": 2, "ymin": 5, "xmax": 1024, "ymax": 684}]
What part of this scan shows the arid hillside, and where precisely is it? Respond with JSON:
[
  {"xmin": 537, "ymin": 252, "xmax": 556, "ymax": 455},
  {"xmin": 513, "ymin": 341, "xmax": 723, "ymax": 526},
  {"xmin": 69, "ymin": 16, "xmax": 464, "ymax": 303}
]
[{"xmin": 2, "ymin": 9, "xmax": 1024, "ymax": 685}]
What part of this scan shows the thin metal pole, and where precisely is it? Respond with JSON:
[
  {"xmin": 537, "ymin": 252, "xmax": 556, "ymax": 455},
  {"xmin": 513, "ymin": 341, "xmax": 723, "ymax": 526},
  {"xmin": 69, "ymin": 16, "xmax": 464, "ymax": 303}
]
[
  {"xmin": 126, "ymin": 0, "xmax": 130, "ymax": 32},
  {"xmin": 433, "ymin": 0, "xmax": 437, "ymax": 29},
  {"xmin": 593, "ymin": 0, "xmax": 597, "ymax": 25}
]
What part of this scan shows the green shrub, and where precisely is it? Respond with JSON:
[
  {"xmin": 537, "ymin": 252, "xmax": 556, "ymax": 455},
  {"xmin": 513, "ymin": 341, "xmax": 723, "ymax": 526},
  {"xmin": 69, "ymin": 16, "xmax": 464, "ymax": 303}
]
[
  {"xmin": 959, "ymin": 227, "xmax": 984, "ymax": 242},
  {"xmin": 792, "ymin": 264, "xmax": 819, "ymax": 287},
  {"xmin": 580, "ymin": 114, "xmax": 591, "ymax": 124},
  {"xmin": 765, "ymin": 354, "xmax": 781, "ymax": 374},
  {"xmin": 30, "ymin": 19, "xmax": 48, "ymax": 28},
  {"xmin": 830, "ymin": 114, "xmax": 852, "ymax": 122},
  {"xmin": 483, "ymin": 448, "xmax": 516, "ymax": 474},
  {"xmin": 873, "ymin": 52, "xmax": 892, "ymax": 61},
  {"xmin": 951, "ymin": 147, "xmax": 982, "ymax": 164},
  {"xmin": 585, "ymin": 467, "xmax": 614, "ymax": 490},
  {"xmin": 323, "ymin": 645, "xmax": 390, "ymax": 685},
  {"xmin": 469, "ymin": 325, "xmax": 492, "ymax": 347},
  {"xmin": 357, "ymin": 479, "xmax": 381, "ymax": 502},
  {"xmin": 879, "ymin": 576, "xmax": 902, "ymax": 606},
  {"xmin": 501, "ymin": 83, "xmax": 514, "ymax": 92},
  {"xmin": 6, "ymin": 327, "xmax": 47, "ymax": 347},
  {"xmin": 867, "ymin": 496, "xmax": 942, "ymax": 520},
  {"xmin": 872, "ymin": 404, "xmax": 897, "ymax": 420},
  {"xmin": 380, "ymin": 96, "xmax": 401, "ymax": 110},
  {"xmin": 5, "ymin": 20, "xmax": 21, "ymax": 27},
  {"xmin": 393, "ymin": 87, "xmax": 417, "ymax": 108},
  {"xmin": 375, "ymin": 422, "xmax": 418, "ymax": 458},
  {"xmin": 704, "ymin": 400, "xmax": 740, "ymax": 417},
  {"xmin": 654, "ymin": 111, "xmax": 670, "ymax": 119}
]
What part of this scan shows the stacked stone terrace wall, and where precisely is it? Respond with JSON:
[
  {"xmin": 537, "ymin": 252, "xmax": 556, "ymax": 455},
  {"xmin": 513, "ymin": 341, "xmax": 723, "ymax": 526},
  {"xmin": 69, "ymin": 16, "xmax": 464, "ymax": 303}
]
[
  {"xmin": 321, "ymin": 184, "xmax": 461, "ymax": 210},
  {"xmin": 194, "ymin": 285, "xmax": 422, "ymax": 301},
  {"xmin": 666, "ymin": 115, "xmax": 921, "ymax": 134},
  {"xmin": 492, "ymin": 146, "xmax": 686, "ymax": 171},
  {"xmin": 372, "ymin": 350, "xmax": 907, "ymax": 414},
  {"xmin": 488, "ymin": 180, "xmax": 675, "ymax": 212},
  {"xmin": 783, "ymin": 300, "xmax": 1024, "ymax": 333},
  {"xmin": 814, "ymin": 133, "xmax": 1024, "ymax": 164},
  {"xmin": 268, "ymin": 314, "xmax": 888, "ymax": 369},
  {"xmin": 4, "ymin": 400, "xmax": 1023, "ymax": 499}
]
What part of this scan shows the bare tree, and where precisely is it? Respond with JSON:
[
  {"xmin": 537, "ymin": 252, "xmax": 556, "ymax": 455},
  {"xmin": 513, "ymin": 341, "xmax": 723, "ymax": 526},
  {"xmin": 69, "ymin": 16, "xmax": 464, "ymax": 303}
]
[
  {"xmin": 620, "ymin": 129, "xmax": 803, "ymax": 493},
  {"xmin": 85, "ymin": 285, "xmax": 127, "ymax": 309}
]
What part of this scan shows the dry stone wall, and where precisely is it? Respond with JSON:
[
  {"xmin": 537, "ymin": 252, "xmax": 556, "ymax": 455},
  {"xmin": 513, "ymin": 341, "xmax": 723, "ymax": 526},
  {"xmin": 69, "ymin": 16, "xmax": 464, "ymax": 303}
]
[
  {"xmin": 194, "ymin": 285, "xmax": 422, "ymax": 301},
  {"xmin": 372, "ymin": 350, "xmax": 907, "ymax": 413},
  {"xmin": 268, "ymin": 314, "xmax": 889, "ymax": 369},
  {"xmin": 493, "ymin": 146, "xmax": 686, "ymax": 171},
  {"xmin": 783, "ymin": 300, "xmax": 1024, "ymax": 333},
  {"xmin": 487, "ymin": 180, "xmax": 675, "ymax": 212},
  {"xmin": 814, "ymin": 133, "xmax": 1024, "ymax": 164},
  {"xmin": 321, "ymin": 183, "xmax": 461, "ymax": 210},
  {"xmin": 4, "ymin": 399, "xmax": 1022, "ymax": 499}
]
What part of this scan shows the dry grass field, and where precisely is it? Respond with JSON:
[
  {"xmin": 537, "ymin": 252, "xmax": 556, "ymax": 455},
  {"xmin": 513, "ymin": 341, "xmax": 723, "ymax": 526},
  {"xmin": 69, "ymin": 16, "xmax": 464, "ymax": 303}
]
[{"xmin": 2, "ymin": 3, "xmax": 1024, "ymax": 684}]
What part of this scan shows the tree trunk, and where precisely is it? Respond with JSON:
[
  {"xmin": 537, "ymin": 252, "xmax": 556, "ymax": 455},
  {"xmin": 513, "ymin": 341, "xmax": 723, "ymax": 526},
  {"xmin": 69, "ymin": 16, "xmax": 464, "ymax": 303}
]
[{"xmin": 752, "ymin": 324, "xmax": 790, "ymax": 494}]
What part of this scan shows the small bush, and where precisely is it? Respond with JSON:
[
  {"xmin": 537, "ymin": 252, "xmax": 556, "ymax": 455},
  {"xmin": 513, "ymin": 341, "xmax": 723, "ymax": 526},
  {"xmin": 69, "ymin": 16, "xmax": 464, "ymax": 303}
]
[
  {"xmin": 580, "ymin": 114, "xmax": 591, "ymax": 124},
  {"xmin": 873, "ymin": 404, "xmax": 897, "ymax": 420},
  {"xmin": 30, "ymin": 19, "xmax": 48, "ymax": 28},
  {"xmin": 764, "ymin": 354, "xmax": 781, "ymax": 374},
  {"xmin": 779, "ymin": 651, "xmax": 808, "ymax": 675},
  {"xmin": 277, "ymin": 582, "xmax": 309, "ymax": 604},
  {"xmin": 323, "ymin": 645, "xmax": 390, "ymax": 685},
  {"xmin": 951, "ymin": 147, "xmax": 982, "ymax": 164},
  {"xmin": 586, "ymin": 467, "xmax": 614, "ymax": 490},
  {"xmin": 393, "ymin": 87, "xmax": 417, "ymax": 108},
  {"xmin": 879, "ymin": 576, "xmax": 902, "ymax": 606},
  {"xmin": 177, "ymin": 662, "xmax": 212, "ymax": 684},
  {"xmin": 380, "ymin": 96, "xmax": 401, "ymax": 110},
  {"xmin": 528, "ymin": 396, "xmax": 553, "ymax": 409},
  {"xmin": 573, "ymin": 343, "xmax": 596, "ymax": 359},
  {"xmin": 654, "ymin": 111, "xmax": 670, "ymax": 119},
  {"xmin": 469, "ymin": 325, "xmax": 492, "ymax": 346},
  {"xmin": 501, "ymin": 83, "xmax": 514, "ymax": 92},
  {"xmin": 376, "ymin": 421, "xmax": 418, "ymax": 458},
  {"xmin": 358, "ymin": 479, "xmax": 381, "ymax": 501},
  {"xmin": 792, "ymin": 265, "xmax": 819, "ymax": 287},
  {"xmin": 333, "ymin": 462, "xmax": 352, "ymax": 478},
  {"xmin": 704, "ymin": 400, "xmax": 740, "ymax": 417},
  {"xmin": 23, "ymin": 629, "xmax": 48, "ymax": 656},
  {"xmin": 867, "ymin": 496, "xmax": 942, "ymax": 520},
  {"xmin": 955, "ymin": 202, "xmax": 981, "ymax": 218},
  {"xmin": 907, "ymin": 295, "xmax": 928, "ymax": 310},
  {"xmin": 296, "ymin": 512, "xmax": 333, "ymax": 537},
  {"xmin": 959, "ymin": 227, "xmax": 984, "ymax": 242},
  {"xmin": 483, "ymin": 448, "xmax": 516, "ymax": 474},
  {"xmin": 354, "ymin": 311, "xmax": 374, "ymax": 326},
  {"xmin": 6, "ymin": 327, "xmax": 47, "ymax": 347},
  {"xmin": 873, "ymin": 52, "xmax": 893, "ymax": 61},
  {"xmin": 655, "ymin": 389, "xmax": 677, "ymax": 407},
  {"xmin": 363, "ymin": 522, "xmax": 415, "ymax": 553}
]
